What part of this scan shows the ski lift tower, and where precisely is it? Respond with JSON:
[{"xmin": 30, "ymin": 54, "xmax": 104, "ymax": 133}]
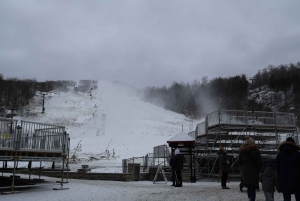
[
  {"xmin": 101, "ymin": 110, "xmax": 106, "ymax": 135},
  {"xmin": 189, "ymin": 115, "xmax": 193, "ymax": 132},
  {"xmin": 39, "ymin": 93, "xmax": 48, "ymax": 113}
]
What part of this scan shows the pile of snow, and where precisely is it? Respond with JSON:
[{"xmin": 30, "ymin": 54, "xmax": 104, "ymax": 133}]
[{"xmin": 14, "ymin": 80, "xmax": 196, "ymax": 172}]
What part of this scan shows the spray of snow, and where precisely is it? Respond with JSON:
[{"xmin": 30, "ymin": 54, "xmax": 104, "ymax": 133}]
[{"xmin": 13, "ymin": 80, "xmax": 198, "ymax": 172}]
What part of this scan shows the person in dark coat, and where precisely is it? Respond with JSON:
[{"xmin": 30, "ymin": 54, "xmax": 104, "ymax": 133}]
[
  {"xmin": 259, "ymin": 162, "xmax": 279, "ymax": 201},
  {"xmin": 217, "ymin": 146, "xmax": 230, "ymax": 189},
  {"xmin": 169, "ymin": 152, "xmax": 176, "ymax": 186},
  {"xmin": 276, "ymin": 137, "xmax": 300, "ymax": 201},
  {"xmin": 173, "ymin": 149, "xmax": 184, "ymax": 187},
  {"xmin": 239, "ymin": 136, "xmax": 262, "ymax": 201}
]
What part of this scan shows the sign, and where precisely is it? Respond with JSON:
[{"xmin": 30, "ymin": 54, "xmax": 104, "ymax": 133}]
[{"xmin": 2, "ymin": 133, "xmax": 9, "ymax": 139}]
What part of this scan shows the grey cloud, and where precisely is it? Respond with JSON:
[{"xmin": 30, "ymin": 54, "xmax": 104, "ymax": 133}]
[{"xmin": 1, "ymin": 0, "xmax": 300, "ymax": 88}]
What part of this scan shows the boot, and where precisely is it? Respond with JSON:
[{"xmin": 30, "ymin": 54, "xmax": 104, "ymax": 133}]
[
  {"xmin": 222, "ymin": 186, "xmax": 230, "ymax": 189},
  {"xmin": 175, "ymin": 182, "xmax": 182, "ymax": 187}
]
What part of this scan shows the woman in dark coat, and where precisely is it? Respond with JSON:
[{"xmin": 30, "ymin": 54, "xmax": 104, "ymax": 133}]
[
  {"xmin": 169, "ymin": 152, "xmax": 176, "ymax": 186},
  {"xmin": 276, "ymin": 137, "xmax": 300, "ymax": 201},
  {"xmin": 239, "ymin": 136, "xmax": 262, "ymax": 201},
  {"xmin": 173, "ymin": 149, "xmax": 184, "ymax": 187},
  {"xmin": 218, "ymin": 146, "xmax": 230, "ymax": 189}
]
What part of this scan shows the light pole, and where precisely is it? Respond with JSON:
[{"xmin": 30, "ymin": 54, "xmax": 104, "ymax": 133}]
[
  {"xmin": 11, "ymin": 125, "xmax": 21, "ymax": 193},
  {"xmin": 40, "ymin": 93, "xmax": 47, "ymax": 113},
  {"xmin": 8, "ymin": 108, "xmax": 18, "ymax": 133}
]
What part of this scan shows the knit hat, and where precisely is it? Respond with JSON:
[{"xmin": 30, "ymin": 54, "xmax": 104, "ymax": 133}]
[
  {"xmin": 286, "ymin": 137, "xmax": 295, "ymax": 143},
  {"xmin": 267, "ymin": 162, "xmax": 276, "ymax": 170},
  {"xmin": 175, "ymin": 149, "xmax": 180, "ymax": 155},
  {"xmin": 244, "ymin": 136, "xmax": 255, "ymax": 145}
]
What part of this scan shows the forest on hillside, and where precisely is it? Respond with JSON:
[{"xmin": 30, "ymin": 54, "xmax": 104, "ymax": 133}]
[
  {"xmin": 1, "ymin": 61, "xmax": 300, "ymax": 122},
  {"xmin": 0, "ymin": 74, "xmax": 71, "ymax": 116},
  {"xmin": 142, "ymin": 62, "xmax": 300, "ymax": 120}
]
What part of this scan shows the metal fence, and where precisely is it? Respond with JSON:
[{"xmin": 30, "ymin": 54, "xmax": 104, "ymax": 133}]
[
  {"xmin": 196, "ymin": 122, "xmax": 206, "ymax": 136},
  {"xmin": 122, "ymin": 144, "xmax": 171, "ymax": 173},
  {"xmin": 204, "ymin": 110, "xmax": 296, "ymax": 131},
  {"xmin": 20, "ymin": 120, "xmax": 67, "ymax": 152},
  {"xmin": 0, "ymin": 118, "xmax": 68, "ymax": 155},
  {"xmin": 194, "ymin": 109, "xmax": 298, "ymax": 179},
  {"xmin": 0, "ymin": 118, "xmax": 69, "ymax": 191},
  {"xmin": 188, "ymin": 131, "xmax": 196, "ymax": 139},
  {"xmin": 0, "ymin": 117, "xmax": 18, "ymax": 148}
]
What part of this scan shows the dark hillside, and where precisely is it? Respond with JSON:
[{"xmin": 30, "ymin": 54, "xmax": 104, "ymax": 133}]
[
  {"xmin": 143, "ymin": 62, "xmax": 300, "ymax": 127},
  {"xmin": 0, "ymin": 74, "xmax": 70, "ymax": 117}
]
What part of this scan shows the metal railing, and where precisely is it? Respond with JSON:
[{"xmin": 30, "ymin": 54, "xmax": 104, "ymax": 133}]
[
  {"xmin": 0, "ymin": 118, "xmax": 68, "ymax": 155},
  {"xmin": 0, "ymin": 117, "xmax": 18, "ymax": 148},
  {"xmin": 188, "ymin": 131, "xmax": 196, "ymax": 139},
  {"xmin": 194, "ymin": 109, "xmax": 297, "ymax": 179},
  {"xmin": 196, "ymin": 122, "xmax": 206, "ymax": 136},
  {"xmin": 0, "ymin": 118, "xmax": 70, "ymax": 191},
  {"xmin": 201, "ymin": 110, "xmax": 296, "ymax": 133},
  {"xmin": 122, "ymin": 145, "xmax": 171, "ymax": 173}
]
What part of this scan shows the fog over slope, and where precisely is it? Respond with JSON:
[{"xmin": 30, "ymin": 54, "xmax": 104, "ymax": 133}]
[{"xmin": 17, "ymin": 80, "xmax": 197, "ymax": 171}]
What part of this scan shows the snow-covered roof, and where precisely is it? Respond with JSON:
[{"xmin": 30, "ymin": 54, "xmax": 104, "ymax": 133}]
[{"xmin": 167, "ymin": 131, "xmax": 195, "ymax": 143}]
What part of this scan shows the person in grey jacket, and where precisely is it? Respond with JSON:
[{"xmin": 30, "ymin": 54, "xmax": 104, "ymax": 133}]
[
  {"xmin": 260, "ymin": 162, "xmax": 279, "ymax": 201},
  {"xmin": 239, "ymin": 136, "xmax": 263, "ymax": 201},
  {"xmin": 218, "ymin": 146, "xmax": 230, "ymax": 189}
]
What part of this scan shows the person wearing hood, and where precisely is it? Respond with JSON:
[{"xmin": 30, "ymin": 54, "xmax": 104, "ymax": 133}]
[
  {"xmin": 173, "ymin": 149, "xmax": 184, "ymax": 187},
  {"xmin": 239, "ymin": 135, "xmax": 262, "ymax": 201},
  {"xmin": 169, "ymin": 151, "xmax": 176, "ymax": 186},
  {"xmin": 259, "ymin": 162, "xmax": 279, "ymax": 201},
  {"xmin": 218, "ymin": 146, "xmax": 230, "ymax": 189},
  {"xmin": 276, "ymin": 137, "xmax": 300, "ymax": 201}
]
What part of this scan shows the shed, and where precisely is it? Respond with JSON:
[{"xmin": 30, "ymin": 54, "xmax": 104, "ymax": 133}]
[{"xmin": 167, "ymin": 131, "xmax": 196, "ymax": 183}]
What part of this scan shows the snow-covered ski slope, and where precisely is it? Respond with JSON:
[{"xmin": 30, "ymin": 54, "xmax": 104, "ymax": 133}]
[{"xmin": 19, "ymin": 80, "xmax": 195, "ymax": 171}]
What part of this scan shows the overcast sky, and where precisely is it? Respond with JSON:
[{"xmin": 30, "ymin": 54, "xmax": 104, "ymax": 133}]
[{"xmin": 1, "ymin": 0, "xmax": 300, "ymax": 88}]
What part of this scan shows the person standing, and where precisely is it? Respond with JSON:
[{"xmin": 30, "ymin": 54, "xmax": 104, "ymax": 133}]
[
  {"xmin": 174, "ymin": 149, "xmax": 184, "ymax": 187},
  {"xmin": 239, "ymin": 136, "xmax": 262, "ymax": 201},
  {"xmin": 218, "ymin": 146, "xmax": 230, "ymax": 189},
  {"xmin": 169, "ymin": 152, "xmax": 176, "ymax": 186},
  {"xmin": 276, "ymin": 137, "xmax": 300, "ymax": 201},
  {"xmin": 259, "ymin": 162, "xmax": 279, "ymax": 201}
]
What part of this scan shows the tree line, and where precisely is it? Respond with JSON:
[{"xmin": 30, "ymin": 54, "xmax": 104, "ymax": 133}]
[
  {"xmin": 2, "ymin": 61, "xmax": 300, "ymax": 119},
  {"xmin": 143, "ymin": 62, "xmax": 300, "ymax": 119},
  {"xmin": 143, "ymin": 75, "xmax": 249, "ymax": 118},
  {"xmin": 0, "ymin": 74, "xmax": 70, "ymax": 113},
  {"xmin": 251, "ymin": 62, "xmax": 300, "ymax": 91},
  {"xmin": 251, "ymin": 62, "xmax": 300, "ymax": 118}
]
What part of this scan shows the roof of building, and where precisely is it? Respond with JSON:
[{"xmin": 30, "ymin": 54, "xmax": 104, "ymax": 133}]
[{"xmin": 167, "ymin": 131, "xmax": 195, "ymax": 143}]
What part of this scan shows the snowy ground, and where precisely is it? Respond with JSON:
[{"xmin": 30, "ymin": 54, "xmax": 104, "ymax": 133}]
[
  {"xmin": 2, "ymin": 175, "xmax": 289, "ymax": 201},
  {"xmin": 9, "ymin": 80, "xmax": 198, "ymax": 172},
  {"xmin": 1, "ymin": 80, "xmax": 297, "ymax": 200}
]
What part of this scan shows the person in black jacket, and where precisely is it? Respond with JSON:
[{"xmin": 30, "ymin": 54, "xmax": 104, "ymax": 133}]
[
  {"xmin": 218, "ymin": 146, "xmax": 230, "ymax": 189},
  {"xmin": 259, "ymin": 162, "xmax": 279, "ymax": 201},
  {"xmin": 239, "ymin": 136, "xmax": 262, "ymax": 201},
  {"xmin": 174, "ymin": 149, "xmax": 184, "ymax": 187},
  {"xmin": 169, "ymin": 152, "xmax": 176, "ymax": 186},
  {"xmin": 276, "ymin": 137, "xmax": 300, "ymax": 201}
]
